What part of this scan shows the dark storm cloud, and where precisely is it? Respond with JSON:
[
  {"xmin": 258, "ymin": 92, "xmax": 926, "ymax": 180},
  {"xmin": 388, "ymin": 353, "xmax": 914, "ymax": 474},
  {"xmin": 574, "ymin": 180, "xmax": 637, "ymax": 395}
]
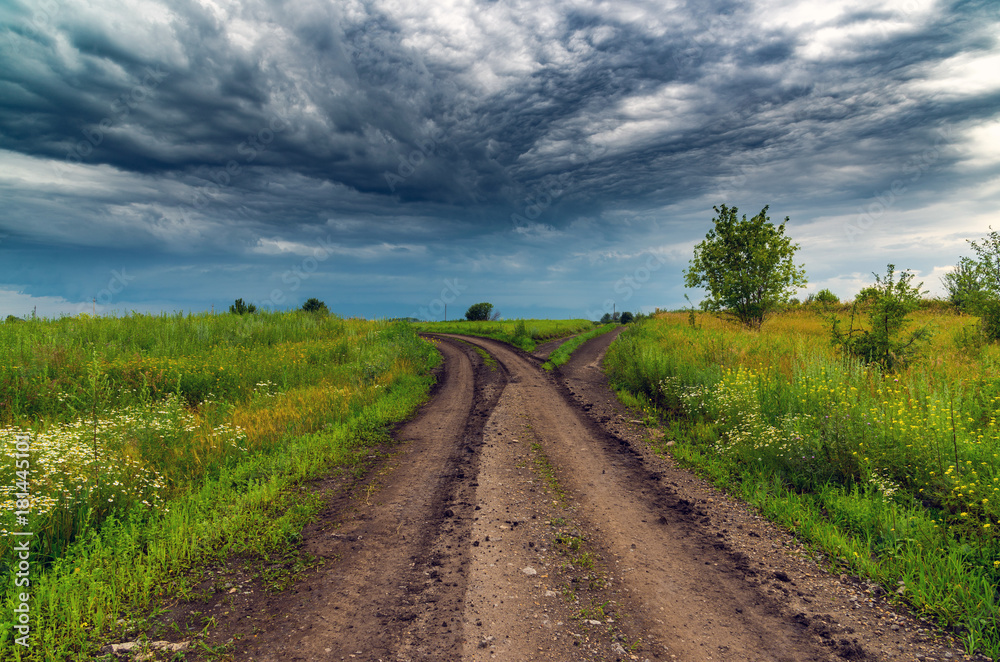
[{"xmin": 0, "ymin": 0, "xmax": 998, "ymax": 317}]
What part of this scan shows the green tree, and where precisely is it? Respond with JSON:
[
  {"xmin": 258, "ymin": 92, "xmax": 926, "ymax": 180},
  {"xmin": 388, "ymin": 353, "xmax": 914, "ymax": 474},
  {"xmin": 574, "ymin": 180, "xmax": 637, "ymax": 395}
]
[
  {"xmin": 942, "ymin": 257, "xmax": 987, "ymax": 311},
  {"xmin": 465, "ymin": 302, "xmax": 494, "ymax": 321},
  {"xmin": 830, "ymin": 264, "xmax": 929, "ymax": 371},
  {"xmin": 229, "ymin": 298, "xmax": 257, "ymax": 315},
  {"xmin": 619, "ymin": 311, "xmax": 634, "ymax": 324},
  {"xmin": 943, "ymin": 228, "xmax": 1000, "ymax": 340},
  {"xmin": 683, "ymin": 204, "xmax": 807, "ymax": 329},
  {"xmin": 301, "ymin": 298, "xmax": 329, "ymax": 314},
  {"xmin": 813, "ymin": 288, "xmax": 839, "ymax": 305}
]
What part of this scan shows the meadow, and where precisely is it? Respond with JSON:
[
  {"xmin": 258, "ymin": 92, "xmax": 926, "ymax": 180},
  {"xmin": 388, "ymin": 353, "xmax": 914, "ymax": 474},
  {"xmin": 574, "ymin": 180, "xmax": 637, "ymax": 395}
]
[
  {"xmin": 605, "ymin": 307, "xmax": 1000, "ymax": 657},
  {"xmin": 0, "ymin": 311, "xmax": 438, "ymax": 659},
  {"xmin": 413, "ymin": 318, "xmax": 595, "ymax": 351}
]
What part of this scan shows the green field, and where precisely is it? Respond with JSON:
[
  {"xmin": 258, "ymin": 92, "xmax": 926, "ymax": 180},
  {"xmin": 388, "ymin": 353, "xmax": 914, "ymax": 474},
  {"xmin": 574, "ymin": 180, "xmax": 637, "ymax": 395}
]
[
  {"xmin": 413, "ymin": 318, "xmax": 596, "ymax": 351},
  {"xmin": 605, "ymin": 309, "xmax": 1000, "ymax": 656},
  {"xmin": 0, "ymin": 311, "xmax": 438, "ymax": 659}
]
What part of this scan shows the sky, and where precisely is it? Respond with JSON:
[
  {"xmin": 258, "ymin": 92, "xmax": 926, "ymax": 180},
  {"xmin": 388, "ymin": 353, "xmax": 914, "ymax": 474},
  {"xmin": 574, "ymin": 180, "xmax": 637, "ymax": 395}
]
[{"xmin": 1, "ymin": 0, "xmax": 998, "ymax": 321}]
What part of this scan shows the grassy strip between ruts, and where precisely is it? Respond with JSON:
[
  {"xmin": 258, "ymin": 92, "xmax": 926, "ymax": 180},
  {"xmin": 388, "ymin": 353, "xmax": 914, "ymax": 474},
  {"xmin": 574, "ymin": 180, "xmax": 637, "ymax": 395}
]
[
  {"xmin": 0, "ymin": 368, "xmax": 435, "ymax": 660},
  {"xmin": 413, "ymin": 319, "xmax": 595, "ymax": 352},
  {"xmin": 605, "ymin": 310, "xmax": 1000, "ymax": 658},
  {"xmin": 542, "ymin": 324, "xmax": 618, "ymax": 371}
]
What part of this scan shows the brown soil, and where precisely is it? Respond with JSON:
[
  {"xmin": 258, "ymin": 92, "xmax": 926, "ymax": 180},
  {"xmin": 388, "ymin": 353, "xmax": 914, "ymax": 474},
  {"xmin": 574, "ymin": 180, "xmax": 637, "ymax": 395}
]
[{"xmin": 130, "ymin": 329, "xmax": 986, "ymax": 662}]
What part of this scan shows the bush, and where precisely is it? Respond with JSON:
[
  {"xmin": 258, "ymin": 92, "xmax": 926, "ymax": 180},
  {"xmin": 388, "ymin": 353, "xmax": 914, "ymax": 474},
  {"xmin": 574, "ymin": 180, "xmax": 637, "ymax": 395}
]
[
  {"xmin": 620, "ymin": 311, "xmax": 634, "ymax": 324},
  {"xmin": 829, "ymin": 264, "xmax": 929, "ymax": 371}
]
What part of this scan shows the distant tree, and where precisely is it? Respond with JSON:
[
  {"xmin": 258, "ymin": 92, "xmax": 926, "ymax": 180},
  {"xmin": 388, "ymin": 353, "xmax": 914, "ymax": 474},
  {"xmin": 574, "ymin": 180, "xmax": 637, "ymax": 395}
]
[
  {"xmin": 600, "ymin": 312, "xmax": 612, "ymax": 324},
  {"xmin": 813, "ymin": 288, "xmax": 839, "ymax": 305},
  {"xmin": 465, "ymin": 302, "xmax": 494, "ymax": 321},
  {"xmin": 230, "ymin": 298, "xmax": 257, "ymax": 315},
  {"xmin": 619, "ymin": 311, "xmax": 634, "ymax": 324},
  {"xmin": 302, "ymin": 298, "xmax": 329, "ymax": 314},
  {"xmin": 684, "ymin": 204, "xmax": 807, "ymax": 330},
  {"xmin": 5, "ymin": 315, "xmax": 23, "ymax": 323}
]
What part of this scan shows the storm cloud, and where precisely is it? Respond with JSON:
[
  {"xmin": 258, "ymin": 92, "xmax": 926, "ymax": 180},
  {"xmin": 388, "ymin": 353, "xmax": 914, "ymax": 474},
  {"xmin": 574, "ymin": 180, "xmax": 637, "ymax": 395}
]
[{"xmin": 1, "ymin": 0, "xmax": 998, "ymax": 318}]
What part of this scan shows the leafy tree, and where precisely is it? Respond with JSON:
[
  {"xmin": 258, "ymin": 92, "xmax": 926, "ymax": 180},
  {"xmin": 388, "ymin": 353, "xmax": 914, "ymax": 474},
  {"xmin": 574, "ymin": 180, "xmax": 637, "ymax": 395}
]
[
  {"xmin": 229, "ymin": 298, "xmax": 257, "ymax": 315},
  {"xmin": 599, "ymin": 312, "xmax": 612, "ymax": 324},
  {"xmin": 619, "ymin": 311, "xmax": 634, "ymax": 324},
  {"xmin": 943, "ymin": 228, "xmax": 1000, "ymax": 340},
  {"xmin": 942, "ymin": 257, "xmax": 987, "ymax": 311},
  {"xmin": 813, "ymin": 288, "xmax": 839, "ymax": 305},
  {"xmin": 465, "ymin": 302, "xmax": 494, "ymax": 321},
  {"xmin": 684, "ymin": 204, "xmax": 807, "ymax": 330},
  {"xmin": 829, "ymin": 264, "xmax": 929, "ymax": 371},
  {"xmin": 301, "ymin": 298, "xmax": 329, "ymax": 314}
]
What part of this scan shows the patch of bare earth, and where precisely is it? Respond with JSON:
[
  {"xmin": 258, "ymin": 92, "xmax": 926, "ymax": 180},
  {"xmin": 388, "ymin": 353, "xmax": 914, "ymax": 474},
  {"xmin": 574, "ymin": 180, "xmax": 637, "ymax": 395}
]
[{"xmin": 124, "ymin": 329, "xmax": 987, "ymax": 662}]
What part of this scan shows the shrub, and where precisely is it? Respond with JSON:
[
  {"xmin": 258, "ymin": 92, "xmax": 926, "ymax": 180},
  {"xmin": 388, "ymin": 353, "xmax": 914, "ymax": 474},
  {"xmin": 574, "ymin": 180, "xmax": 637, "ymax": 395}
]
[{"xmin": 829, "ymin": 264, "xmax": 929, "ymax": 371}]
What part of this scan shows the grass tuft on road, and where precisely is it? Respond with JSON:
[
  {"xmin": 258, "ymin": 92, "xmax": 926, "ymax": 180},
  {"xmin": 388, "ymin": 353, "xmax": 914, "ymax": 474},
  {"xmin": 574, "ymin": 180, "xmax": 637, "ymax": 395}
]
[
  {"xmin": 542, "ymin": 324, "xmax": 618, "ymax": 371},
  {"xmin": 414, "ymin": 319, "xmax": 594, "ymax": 352}
]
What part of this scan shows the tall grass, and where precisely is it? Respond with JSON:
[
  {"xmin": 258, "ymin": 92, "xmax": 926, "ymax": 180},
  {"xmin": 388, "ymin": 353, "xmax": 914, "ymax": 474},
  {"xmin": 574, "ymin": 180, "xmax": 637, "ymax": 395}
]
[
  {"xmin": 606, "ymin": 310, "xmax": 1000, "ymax": 656},
  {"xmin": 413, "ymin": 318, "xmax": 594, "ymax": 351},
  {"xmin": 0, "ymin": 312, "xmax": 439, "ymax": 658}
]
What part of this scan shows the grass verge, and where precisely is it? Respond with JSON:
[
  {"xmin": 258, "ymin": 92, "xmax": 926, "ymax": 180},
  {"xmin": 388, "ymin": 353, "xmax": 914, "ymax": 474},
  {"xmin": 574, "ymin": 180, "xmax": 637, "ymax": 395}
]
[
  {"xmin": 604, "ymin": 311, "xmax": 1000, "ymax": 658},
  {"xmin": 0, "ymin": 314, "xmax": 439, "ymax": 659}
]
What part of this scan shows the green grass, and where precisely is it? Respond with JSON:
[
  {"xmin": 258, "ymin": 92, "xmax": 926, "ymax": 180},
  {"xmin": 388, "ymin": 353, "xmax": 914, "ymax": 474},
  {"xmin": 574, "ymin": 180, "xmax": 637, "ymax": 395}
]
[
  {"xmin": 413, "ymin": 319, "xmax": 594, "ymax": 351},
  {"xmin": 0, "ymin": 312, "xmax": 439, "ymax": 659},
  {"xmin": 605, "ymin": 310, "xmax": 1000, "ymax": 657},
  {"xmin": 541, "ymin": 324, "xmax": 617, "ymax": 370}
]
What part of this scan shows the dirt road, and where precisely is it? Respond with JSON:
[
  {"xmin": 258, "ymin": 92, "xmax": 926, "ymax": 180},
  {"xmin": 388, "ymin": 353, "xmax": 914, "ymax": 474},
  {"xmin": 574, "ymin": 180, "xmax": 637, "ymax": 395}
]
[{"xmin": 180, "ymin": 330, "xmax": 972, "ymax": 662}]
